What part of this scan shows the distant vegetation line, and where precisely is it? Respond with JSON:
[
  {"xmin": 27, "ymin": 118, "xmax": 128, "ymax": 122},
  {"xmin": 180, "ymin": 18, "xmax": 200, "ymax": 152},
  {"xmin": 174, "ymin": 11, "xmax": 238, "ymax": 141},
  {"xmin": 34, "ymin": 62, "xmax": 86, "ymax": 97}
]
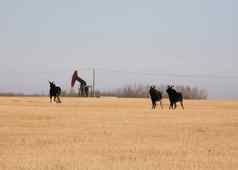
[
  {"xmin": 95, "ymin": 84, "xmax": 208, "ymax": 99},
  {"xmin": 0, "ymin": 92, "xmax": 45, "ymax": 97}
]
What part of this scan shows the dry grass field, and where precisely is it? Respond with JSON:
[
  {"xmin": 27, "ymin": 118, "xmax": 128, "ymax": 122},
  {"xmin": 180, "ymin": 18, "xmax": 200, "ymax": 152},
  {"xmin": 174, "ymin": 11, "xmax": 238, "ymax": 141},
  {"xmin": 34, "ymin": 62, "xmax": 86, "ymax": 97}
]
[{"xmin": 0, "ymin": 97, "xmax": 237, "ymax": 170}]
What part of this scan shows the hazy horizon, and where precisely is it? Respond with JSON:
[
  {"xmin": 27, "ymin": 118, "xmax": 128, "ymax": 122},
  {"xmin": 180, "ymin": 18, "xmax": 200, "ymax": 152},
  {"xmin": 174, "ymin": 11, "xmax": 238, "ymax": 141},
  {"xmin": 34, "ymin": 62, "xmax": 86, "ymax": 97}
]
[{"xmin": 0, "ymin": 0, "xmax": 237, "ymax": 99}]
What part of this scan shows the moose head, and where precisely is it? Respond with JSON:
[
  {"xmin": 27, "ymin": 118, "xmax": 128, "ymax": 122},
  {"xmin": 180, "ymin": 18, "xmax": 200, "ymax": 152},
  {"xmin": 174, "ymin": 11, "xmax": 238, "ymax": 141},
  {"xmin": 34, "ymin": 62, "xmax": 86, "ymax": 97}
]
[{"xmin": 48, "ymin": 81, "xmax": 56, "ymax": 89}]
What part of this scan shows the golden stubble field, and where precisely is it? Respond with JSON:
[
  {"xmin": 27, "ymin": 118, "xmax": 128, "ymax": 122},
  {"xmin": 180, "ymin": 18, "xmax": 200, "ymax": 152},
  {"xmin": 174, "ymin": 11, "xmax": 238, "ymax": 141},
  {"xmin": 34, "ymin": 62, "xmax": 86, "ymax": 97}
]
[{"xmin": 0, "ymin": 97, "xmax": 237, "ymax": 170}]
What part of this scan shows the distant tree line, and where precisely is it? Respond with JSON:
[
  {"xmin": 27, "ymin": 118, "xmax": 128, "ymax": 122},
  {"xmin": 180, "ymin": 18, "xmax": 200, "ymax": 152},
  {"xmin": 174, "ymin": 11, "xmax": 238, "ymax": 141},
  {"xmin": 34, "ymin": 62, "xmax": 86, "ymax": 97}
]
[
  {"xmin": 0, "ymin": 92, "xmax": 25, "ymax": 96},
  {"xmin": 94, "ymin": 84, "xmax": 208, "ymax": 99}
]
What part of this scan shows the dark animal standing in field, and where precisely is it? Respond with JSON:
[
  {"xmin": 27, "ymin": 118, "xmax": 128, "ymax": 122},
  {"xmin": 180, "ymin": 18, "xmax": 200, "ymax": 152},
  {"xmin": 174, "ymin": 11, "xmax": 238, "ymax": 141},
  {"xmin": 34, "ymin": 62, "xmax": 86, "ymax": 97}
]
[
  {"xmin": 166, "ymin": 85, "xmax": 184, "ymax": 109},
  {"xmin": 49, "ymin": 81, "xmax": 62, "ymax": 103},
  {"xmin": 149, "ymin": 86, "xmax": 163, "ymax": 109},
  {"xmin": 71, "ymin": 70, "xmax": 89, "ymax": 97}
]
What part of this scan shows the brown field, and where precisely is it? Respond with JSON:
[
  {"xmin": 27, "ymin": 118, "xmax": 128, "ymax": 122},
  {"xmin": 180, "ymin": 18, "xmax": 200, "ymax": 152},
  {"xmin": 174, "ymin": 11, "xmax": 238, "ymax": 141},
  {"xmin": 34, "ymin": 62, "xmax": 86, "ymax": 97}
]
[{"xmin": 0, "ymin": 97, "xmax": 238, "ymax": 170}]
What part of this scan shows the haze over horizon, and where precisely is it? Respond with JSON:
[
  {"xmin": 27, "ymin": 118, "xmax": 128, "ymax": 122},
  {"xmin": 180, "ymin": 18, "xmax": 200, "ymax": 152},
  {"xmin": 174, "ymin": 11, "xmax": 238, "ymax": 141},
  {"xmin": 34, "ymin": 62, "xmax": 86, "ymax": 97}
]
[{"xmin": 0, "ymin": 0, "xmax": 237, "ymax": 99}]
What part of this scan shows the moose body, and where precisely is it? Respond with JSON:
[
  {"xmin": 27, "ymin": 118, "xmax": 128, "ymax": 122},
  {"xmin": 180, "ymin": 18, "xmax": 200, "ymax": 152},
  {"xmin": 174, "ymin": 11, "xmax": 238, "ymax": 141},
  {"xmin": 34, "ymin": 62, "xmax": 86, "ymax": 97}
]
[
  {"xmin": 149, "ymin": 86, "xmax": 163, "ymax": 109},
  {"xmin": 49, "ymin": 81, "xmax": 62, "ymax": 103},
  {"xmin": 166, "ymin": 85, "xmax": 184, "ymax": 109}
]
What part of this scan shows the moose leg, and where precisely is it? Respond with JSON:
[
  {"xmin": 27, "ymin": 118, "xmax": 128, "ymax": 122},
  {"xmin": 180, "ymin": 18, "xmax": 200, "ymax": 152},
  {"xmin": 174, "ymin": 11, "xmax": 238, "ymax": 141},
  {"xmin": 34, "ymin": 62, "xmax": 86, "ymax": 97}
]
[
  {"xmin": 169, "ymin": 102, "xmax": 172, "ymax": 110},
  {"xmin": 173, "ymin": 103, "xmax": 177, "ymax": 110},
  {"xmin": 57, "ymin": 96, "xmax": 61, "ymax": 103},
  {"xmin": 152, "ymin": 100, "xmax": 156, "ymax": 109},
  {"xmin": 180, "ymin": 101, "xmax": 184, "ymax": 109}
]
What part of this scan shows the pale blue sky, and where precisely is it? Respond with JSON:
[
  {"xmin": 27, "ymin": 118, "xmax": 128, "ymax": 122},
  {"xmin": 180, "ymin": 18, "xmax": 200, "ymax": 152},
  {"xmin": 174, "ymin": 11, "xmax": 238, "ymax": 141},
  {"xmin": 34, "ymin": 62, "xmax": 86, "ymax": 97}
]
[{"xmin": 0, "ymin": 0, "xmax": 237, "ymax": 98}]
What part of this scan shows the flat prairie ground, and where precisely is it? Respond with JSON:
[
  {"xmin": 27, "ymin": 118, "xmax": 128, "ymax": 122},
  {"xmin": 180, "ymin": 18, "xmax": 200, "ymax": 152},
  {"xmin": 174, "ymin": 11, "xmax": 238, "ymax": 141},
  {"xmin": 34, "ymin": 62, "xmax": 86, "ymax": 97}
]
[{"xmin": 0, "ymin": 97, "xmax": 238, "ymax": 170}]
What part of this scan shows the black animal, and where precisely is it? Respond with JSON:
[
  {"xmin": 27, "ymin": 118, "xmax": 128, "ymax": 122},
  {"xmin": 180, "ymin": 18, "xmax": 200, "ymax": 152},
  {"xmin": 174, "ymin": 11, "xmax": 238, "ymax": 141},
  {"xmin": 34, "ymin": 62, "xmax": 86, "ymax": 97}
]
[
  {"xmin": 149, "ymin": 86, "xmax": 163, "ymax": 109},
  {"xmin": 166, "ymin": 85, "xmax": 184, "ymax": 109},
  {"xmin": 49, "ymin": 81, "xmax": 62, "ymax": 103}
]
